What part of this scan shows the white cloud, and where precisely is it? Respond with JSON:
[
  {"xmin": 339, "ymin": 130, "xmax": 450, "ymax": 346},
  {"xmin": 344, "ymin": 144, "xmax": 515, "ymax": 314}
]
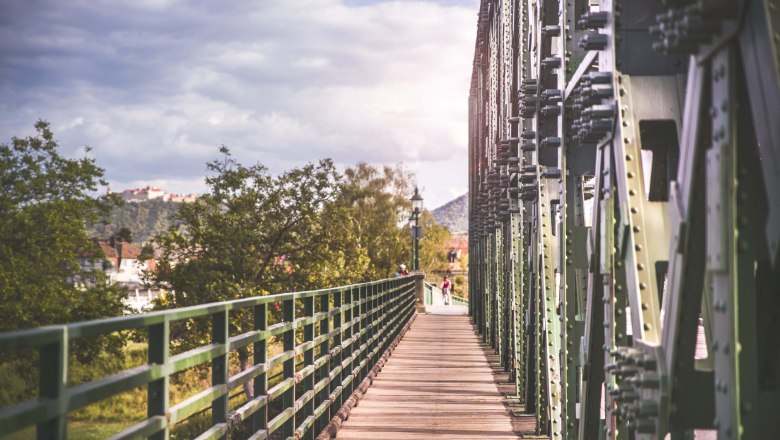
[{"xmin": 0, "ymin": 0, "xmax": 477, "ymax": 209}]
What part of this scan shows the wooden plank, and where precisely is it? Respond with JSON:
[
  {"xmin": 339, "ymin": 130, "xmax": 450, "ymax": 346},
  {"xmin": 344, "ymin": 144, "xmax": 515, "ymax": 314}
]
[{"xmin": 336, "ymin": 313, "xmax": 538, "ymax": 439}]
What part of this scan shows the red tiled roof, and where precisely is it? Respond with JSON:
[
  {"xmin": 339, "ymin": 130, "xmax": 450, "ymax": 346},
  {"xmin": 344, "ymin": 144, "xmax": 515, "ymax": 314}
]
[{"xmin": 115, "ymin": 241, "xmax": 141, "ymax": 259}]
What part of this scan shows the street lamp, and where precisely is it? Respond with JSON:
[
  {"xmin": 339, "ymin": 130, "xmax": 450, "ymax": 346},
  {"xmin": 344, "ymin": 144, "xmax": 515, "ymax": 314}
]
[
  {"xmin": 411, "ymin": 187, "xmax": 423, "ymax": 213},
  {"xmin": 409, "ymin": 187, "xmax": 423, "ymax": 271}
]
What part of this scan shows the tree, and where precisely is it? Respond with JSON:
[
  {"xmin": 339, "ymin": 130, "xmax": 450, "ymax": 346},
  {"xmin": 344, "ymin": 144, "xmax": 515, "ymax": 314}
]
[
  {"xmin": 0, "ymin": 121, "xmax": 126, "ymax": 355},
  {"xmin": 415, "ymin": 209, "xmax": 452, "ymax": 282},
  {"xmin": 146, "ymin": 153, "xmax": 422, "ymax": 396},
  {"xmin": 109, "ymin": 226, "xmax": 133, "ymax": 246},
  {"xmin": 147, "ymin": 147, "xmax": 342, "ymax": 396},
  {"xmin": 328, "ymin": 163, "xmax": 414, "ymax": 281}
]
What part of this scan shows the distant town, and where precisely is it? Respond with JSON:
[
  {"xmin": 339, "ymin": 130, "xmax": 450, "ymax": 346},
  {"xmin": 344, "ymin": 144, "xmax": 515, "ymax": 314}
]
[{"xmin": 115, "ymin": 185, "xmax": 198, "ymax": 203}]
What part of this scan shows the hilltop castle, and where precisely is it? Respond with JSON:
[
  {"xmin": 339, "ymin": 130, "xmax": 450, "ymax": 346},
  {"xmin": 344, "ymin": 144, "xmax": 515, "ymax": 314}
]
[{"xmin": 116, "ymin": 186, "xmax": 197, "ymax": 203}]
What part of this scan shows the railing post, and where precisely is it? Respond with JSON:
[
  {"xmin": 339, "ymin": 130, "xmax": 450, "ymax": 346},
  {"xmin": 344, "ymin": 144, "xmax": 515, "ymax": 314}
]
[
  {"xmin": 148, "ymin": 320, "xmax": 169, "ymax": 440},
  {"xmin": 316, "ymin": 292, "xmax": 330, "ymax": 432},
  {"xmin": 331, "ymin": 290, "xmax": 343, "ymax": 410},
  {"xmin": 212, "ymin": 309, "xmax": 229, "ymax": 439},
  {"xmin": 343, "ymin": 287, "xmax": 354, "ymax": 397},
  {"xmin": 252, "ymin": 303, "xmax": 268, "ymax": 433},
  {"xmin": 38, "ymin": 327, "xmax": 67, "ymax": 440},
  {"xmin": 282, "ymin": 298, "xmax": 295, "ymax": 437},
  {"xmin": 380, "ymin": 281, "xmax": 389, "ymax": 352},
  {"xmin": 359, "ymin": 284, "xmax": 368, "ymax": 378},
  {"xmin": 302, "ymin": 295, "xmax": 315, "ymax": 439},
  {"xmin": 370, "ymin": 283, "xmax": 378, "ymax": 354}
]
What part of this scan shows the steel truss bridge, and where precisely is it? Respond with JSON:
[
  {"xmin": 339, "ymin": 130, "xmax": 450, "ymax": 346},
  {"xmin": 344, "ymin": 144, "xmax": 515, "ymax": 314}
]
[
  {"xmin": 2, "ymin": 2, "xmax": 780, "ymax": 440},
  {"xmin": 468, "ymin": 0, "xmax": 780, "ymax": 438}
]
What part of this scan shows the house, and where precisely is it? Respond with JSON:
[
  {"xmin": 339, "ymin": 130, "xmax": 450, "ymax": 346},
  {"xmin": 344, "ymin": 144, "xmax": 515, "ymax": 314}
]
[
  {"xmin": 110, "ymin": 241, "xmax": 145, "ymax": 283},
  {"xmin": 120, "ymin": 186, "xmax": 164, "ymax": 202},
  {"xmin": 446, "ymin": 234, "xmax": 469, "ymax": 271},
  {"xmin": 79, "ymin": 240, "xmax": 162, "ymax": 311},
  {"xmin": 164, "ymin": 193, "xmax": 198, "ymax": 203},
  {"xmin": 78, "ymin": 240, "xmax": 117, "ymax": 273}
]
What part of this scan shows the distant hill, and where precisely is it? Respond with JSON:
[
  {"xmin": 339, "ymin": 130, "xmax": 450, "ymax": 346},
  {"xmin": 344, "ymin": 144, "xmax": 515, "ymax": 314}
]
[
  {"xmin": 88, "ymin": 199, "xmax": 182, "ymax": 244},
  {"xmin": 432, "ymin": 193, "xmax": 468, "ymax": 234}
]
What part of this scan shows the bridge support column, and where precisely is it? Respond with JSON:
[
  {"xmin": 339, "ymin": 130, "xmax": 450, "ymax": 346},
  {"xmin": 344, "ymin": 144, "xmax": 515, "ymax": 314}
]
[{"xmin": 413, "ymin": 272, "xmax": 426, "ymax": 313}]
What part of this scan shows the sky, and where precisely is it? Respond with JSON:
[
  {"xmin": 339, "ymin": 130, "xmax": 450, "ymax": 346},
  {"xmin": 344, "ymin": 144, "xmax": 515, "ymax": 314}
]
[{"xmin": 0, "ymin": 0, "xmax": 478, "ymax": 209}]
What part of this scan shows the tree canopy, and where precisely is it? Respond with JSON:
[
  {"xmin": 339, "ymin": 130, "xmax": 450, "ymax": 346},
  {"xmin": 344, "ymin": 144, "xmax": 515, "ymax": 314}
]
[
  {"xmin": 416, "ymin": 209, "xmax": 452, "ymax": 277},
  {"xmin": 326, "ymin": 163, "xmax": 415, "ymax": 281},
  {"xmin": 147, "ymin": 147, "xmax": 342, "ymax": 306},
  {"xmin": 0, "ymin": 121, "xmax": 125, "ymax": 351}
]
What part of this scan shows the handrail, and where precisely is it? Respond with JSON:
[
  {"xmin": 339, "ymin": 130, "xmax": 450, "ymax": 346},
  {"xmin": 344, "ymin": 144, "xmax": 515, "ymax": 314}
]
[
  {"xmin": 0, "ymin": 276, "xmax": 418, "ymax": 439},
  {"xmin": 423, "ymin": 281, "xmax": 468, "ymax": 307},
  {"xmin": 423, "ymin": 282, "xmax": 434, "ymax": 305},
  {"xmin": 451, "ymin": 294, "xmax": 469, "ymax": 306}
]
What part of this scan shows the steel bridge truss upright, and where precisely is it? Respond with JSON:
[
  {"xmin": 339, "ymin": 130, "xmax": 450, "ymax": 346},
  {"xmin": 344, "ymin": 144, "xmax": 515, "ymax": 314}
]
[{"xmin": 468, "ymin": 0, "xmax": 780, "ymax": 439}]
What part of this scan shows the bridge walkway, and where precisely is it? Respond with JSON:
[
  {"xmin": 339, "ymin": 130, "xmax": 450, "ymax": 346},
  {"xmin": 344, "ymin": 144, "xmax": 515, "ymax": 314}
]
[{"xmin": 336, "ymin": 307, "xmax": 540, "ymax": 439}]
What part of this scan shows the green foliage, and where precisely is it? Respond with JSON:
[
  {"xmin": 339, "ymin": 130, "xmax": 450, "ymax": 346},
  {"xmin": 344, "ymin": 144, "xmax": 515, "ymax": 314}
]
[
  {"xmin": 327, "ymin": 163, "xmax": 414, "ymax": 281},
  {"xmin": 0, "ymin": 121, "xmax": 126, "ymax": 336},
  {"xmin": 88, "ymin": 198, "xmax": 182, "ymax": 244},
  {"xmin": 148, "ymin": 147, "xmax": 340, "ymax": 302},
  {"xmin": 416, "ymin": 209, "xmax": 452, "ymax": 275},
  {"xmin": 146, "ymin": 148, "xmax": 344, "ymax": 363},
  {"xmin": 109, "ymin": 226, "xmax": 133, "ymax": 245},
  {"xmin": 146, "ymin": 154, "xmax": 417, "ymax": 369}
]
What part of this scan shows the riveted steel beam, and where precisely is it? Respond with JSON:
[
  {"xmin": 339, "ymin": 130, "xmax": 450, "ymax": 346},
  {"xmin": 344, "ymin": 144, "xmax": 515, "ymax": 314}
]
[{"xmin": 469, "ymin": 1, "xmax": 780, "ymax": 438}]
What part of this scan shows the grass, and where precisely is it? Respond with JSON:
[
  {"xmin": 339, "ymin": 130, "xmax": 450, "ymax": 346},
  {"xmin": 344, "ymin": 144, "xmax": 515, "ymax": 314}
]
[{"xmin": 3, "ymin": 422, "xmax": 133, "ymax": 439}]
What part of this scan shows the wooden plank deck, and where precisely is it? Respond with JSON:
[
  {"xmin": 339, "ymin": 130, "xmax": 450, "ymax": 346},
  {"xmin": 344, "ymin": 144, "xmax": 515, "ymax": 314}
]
[{"xmin": 336, "ymin": 310, "xmax": 538, "ymax": 439}]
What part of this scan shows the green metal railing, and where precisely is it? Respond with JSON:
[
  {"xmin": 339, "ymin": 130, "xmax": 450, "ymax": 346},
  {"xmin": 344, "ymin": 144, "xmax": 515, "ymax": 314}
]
[
  {"xmin": 450, "ymin": 294, "xmax": 468, "ymax": 307},
  {"xmin": 423, "ymin": 282, "xmax": 433, "ymax": 305},
  {"xmin": 0, "ymin": 277, "xmax": 417, "ymax": 439},
  {"xmin": 423, "ymin": 282, "xmax": 468, "ymax": 307}
]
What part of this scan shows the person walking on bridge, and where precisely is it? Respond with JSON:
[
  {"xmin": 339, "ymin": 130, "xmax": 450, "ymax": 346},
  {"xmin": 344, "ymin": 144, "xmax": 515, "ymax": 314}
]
[{"xmin": 441, "ymin": 276, "xmax": 452, "ymax": 305}]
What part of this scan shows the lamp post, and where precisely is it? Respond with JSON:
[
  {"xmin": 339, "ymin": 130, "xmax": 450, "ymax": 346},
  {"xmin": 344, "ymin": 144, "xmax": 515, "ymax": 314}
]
[{"xmin": 410, "ymin": 187, "xmax": 423, "ymax": 271}]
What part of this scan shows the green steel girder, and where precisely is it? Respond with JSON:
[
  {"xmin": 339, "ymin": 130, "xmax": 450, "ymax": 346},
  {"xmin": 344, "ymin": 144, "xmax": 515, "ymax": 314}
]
[
  {"xmin": 540, "ymin": 176, "xmax": 564, "ymax": 437},
  {"xmin": 468, "ymin": 1, "xmax": 780, "ymax": 439}
]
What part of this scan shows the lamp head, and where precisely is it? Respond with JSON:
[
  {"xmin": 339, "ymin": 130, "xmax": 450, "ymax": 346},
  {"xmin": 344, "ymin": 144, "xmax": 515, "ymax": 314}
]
[{"xmin": 410, "ymin": 186, "xmax": 423, "ymax": 212}]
